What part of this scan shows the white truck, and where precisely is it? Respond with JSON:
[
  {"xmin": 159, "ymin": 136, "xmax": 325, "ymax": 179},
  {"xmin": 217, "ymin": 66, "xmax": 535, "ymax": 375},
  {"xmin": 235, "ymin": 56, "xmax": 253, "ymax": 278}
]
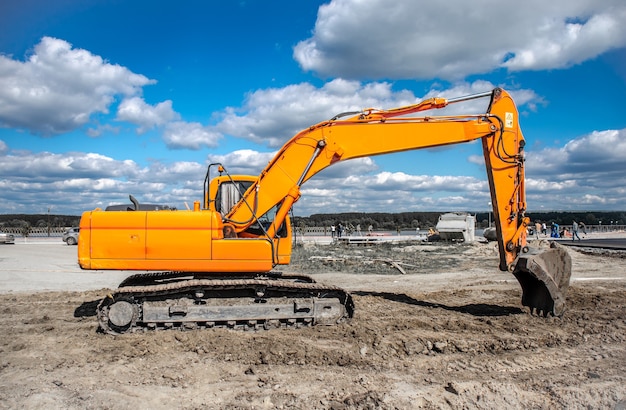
[{"xmin": 435, "ymin": 212, "xmax": 476, "ymax": 242}]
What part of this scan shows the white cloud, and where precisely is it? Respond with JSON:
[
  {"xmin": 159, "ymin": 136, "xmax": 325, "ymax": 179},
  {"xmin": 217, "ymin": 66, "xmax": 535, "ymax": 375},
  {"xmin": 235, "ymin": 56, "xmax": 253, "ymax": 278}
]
[
  {"xmin": 503, "ymin": 8, "xmax": 626, "ymax": 71},
  {"xmin": 525, "ymin": 178, "xmax": 578, "ymax": 192},
  {"xmin": 158, "ymin": 161, "xmax": 205, "ymax": 176},
  {"xmin": 206, "ymin": 150, "xmax": 277, "ymax": 175},
  {"xmin": 291, "ymin": 168, "xmax": 493, "ymax": 216},
  {"xmin": 293, "ymin": 0, "xmax": 626, "ymax": 80},
  {"xmin": 0, "ymin": 143, "xmax": 209, "ymax": 213},
  {"xmin": 1, "ymin": 124, "xmax": 625, "ymax": 214},
  {"xmin": 521, "ymin": 128, "xmax": 626, "ymax": 210},
  {"xmin": 526, "ymin": 128, "xmax": 626, "ymax": 179},
  {"xmin": 116, "ymin": 97, "xmax": 180, "ymax": 133},
  {"xmin": 163, "ymin": 121, "xmax": 222, "ymax": 149},
  {"xmin": 0, "ymin": 37, "xmax": 154, "ymax": 135},
  {"xmin": 211, "ymin": 79, "xmax": 540, "ymax": 157},
  {"xmin": 338, "ymin": 172, "xmax": 486, "ymax": 195},
  {"xmin": 0, "ymin": 149, "xmax": 140, "ymax": 180},
  {"xmin": 214, "ymin": 79, "xmax": 417, "ymax": 147},
  {"xmin": 314, "ymin": 157, "xmax": 378, "ymax": 179},
  {"xmin": 200, "ymin": 149, "xmax": 378, "ymax": 185},
  {"xmin": 86, "ymin": 123, "xmax": 121, "ymax": 138},
  {"xmin": 0, "ymin": 36, "xmax": 219, "ymax": 147},
  {"xmin": 562, "ymin": 129, "xmax": 626, "ymax": 168}
]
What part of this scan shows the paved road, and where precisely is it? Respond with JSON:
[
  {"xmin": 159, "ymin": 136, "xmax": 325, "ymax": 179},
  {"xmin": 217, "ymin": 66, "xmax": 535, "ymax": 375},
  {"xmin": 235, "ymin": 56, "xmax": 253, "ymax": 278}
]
[
  {"xmin": 1, "ymin": 235, "xmax": 624, "ymax": 294},
  {"xmin": 0, "ymin": 241, "xmax": 134, "ymax": 293},
  {"xmin": 554, "ymin": 238, "xmax": 626, "ymax": 250}
]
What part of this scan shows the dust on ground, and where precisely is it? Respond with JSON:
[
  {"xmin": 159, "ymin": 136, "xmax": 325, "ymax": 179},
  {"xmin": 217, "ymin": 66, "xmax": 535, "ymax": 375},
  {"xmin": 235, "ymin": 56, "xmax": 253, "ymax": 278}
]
[{"xmin": 0, "ymin": 240, "xmax": 625, "ymax": 409}]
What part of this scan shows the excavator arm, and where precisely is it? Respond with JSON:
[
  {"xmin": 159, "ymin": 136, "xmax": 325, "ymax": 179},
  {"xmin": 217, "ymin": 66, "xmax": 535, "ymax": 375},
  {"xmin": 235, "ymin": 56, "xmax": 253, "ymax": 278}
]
[
  {"xmin": 223, "ymin": 88, "xmax": 571, "ymax": 315},
  {"xmin": 226, "ymin": 89, "xmax": 523, "ymax": 272}
]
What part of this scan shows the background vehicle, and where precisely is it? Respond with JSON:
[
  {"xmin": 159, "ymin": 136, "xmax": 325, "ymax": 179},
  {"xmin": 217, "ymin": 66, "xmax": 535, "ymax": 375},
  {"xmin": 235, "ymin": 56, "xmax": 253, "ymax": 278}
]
[
  {"xmin": 434, "ymin": 212, "xmax": 475, "ymax": 242},
  {"xmin": 78, "ymin": 88, "xmax": 571, "ymax": 334},
  {"xmin": 62, "ymin": 227, "xmax": 79, "ymax": 245},
  {"xmin": 0, "ymin": 231, "xmax": 15, "ymax": 244}
]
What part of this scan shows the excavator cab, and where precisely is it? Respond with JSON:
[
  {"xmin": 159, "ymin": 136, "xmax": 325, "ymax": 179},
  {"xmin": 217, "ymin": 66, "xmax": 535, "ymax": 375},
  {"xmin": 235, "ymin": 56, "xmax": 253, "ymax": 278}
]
[{"xmin": 205, "ymin": 168, "xmax": 292, "ymax": 263}]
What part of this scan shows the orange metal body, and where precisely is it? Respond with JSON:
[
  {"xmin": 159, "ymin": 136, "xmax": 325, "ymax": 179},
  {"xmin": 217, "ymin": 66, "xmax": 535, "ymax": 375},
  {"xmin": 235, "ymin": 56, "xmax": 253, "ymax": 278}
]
[
  {"xmin": 78, "ymin": 88, "xmax": 528, "ymax": 273},
  {"xmin": 79, "ymin": 207, "xmax": 276, "ymax": 272}
]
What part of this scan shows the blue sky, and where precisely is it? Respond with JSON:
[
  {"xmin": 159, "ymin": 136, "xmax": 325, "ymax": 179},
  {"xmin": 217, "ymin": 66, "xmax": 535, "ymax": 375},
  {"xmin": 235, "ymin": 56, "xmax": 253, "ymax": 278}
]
[{"xmin": 1, "ymin": 0, "xmax": 625, "ymax": 216}]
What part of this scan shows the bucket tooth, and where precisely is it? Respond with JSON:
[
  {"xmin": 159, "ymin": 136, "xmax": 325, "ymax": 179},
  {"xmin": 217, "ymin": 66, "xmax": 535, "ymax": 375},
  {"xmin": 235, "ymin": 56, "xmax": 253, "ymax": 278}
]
[{"xmin": 512, "ymin": 242, "xmax": 572, "ymax": 317}]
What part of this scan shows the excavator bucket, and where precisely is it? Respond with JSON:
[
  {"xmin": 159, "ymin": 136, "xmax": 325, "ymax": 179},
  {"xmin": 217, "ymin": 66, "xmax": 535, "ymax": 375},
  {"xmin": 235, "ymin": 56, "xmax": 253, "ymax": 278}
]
[{"xmin": 511, "ymin": 242, "xmax": 572, "ymax": 317}]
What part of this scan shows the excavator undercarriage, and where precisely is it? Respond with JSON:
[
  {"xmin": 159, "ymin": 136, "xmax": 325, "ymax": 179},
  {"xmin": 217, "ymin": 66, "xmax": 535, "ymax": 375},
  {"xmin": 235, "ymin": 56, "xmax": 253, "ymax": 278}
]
[{"xmin": 97, "ymin": 272, "xmax": 354, "ymax": 334}]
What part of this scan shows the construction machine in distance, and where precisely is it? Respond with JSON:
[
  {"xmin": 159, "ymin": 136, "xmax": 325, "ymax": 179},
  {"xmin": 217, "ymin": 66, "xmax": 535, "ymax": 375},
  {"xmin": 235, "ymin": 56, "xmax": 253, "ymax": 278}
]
[{"xmin": 78, "ymin": 88, "xmax": 572, "ymax": 334}]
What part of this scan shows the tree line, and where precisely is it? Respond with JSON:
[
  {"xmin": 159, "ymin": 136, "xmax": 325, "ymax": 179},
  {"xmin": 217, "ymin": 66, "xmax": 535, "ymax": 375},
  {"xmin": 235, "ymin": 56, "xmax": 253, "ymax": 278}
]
[
  {"xmin": 2, "ymin": 210, "xmax": 624, "ymax": 233},
  {"xmin": 0, "ymin": 214, "xmax": 81, "ymax": 229},
  {"xmin": 292, "ymin": 211, "xmax": 626, "ymax": 230}
]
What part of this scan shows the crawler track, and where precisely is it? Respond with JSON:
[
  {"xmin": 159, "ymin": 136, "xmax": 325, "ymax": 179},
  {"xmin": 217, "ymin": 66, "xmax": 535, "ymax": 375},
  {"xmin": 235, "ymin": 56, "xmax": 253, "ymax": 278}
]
[{"xmin": 97, "ymin": 272, "xmax": 354, "ymax": 334}]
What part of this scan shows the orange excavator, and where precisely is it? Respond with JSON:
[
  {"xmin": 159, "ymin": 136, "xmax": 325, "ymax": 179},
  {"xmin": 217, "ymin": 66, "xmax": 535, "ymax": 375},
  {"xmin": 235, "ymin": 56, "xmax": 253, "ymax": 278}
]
[{"xmin": 78, "ymin": 88, "xmax": 571, "ymax": 334}]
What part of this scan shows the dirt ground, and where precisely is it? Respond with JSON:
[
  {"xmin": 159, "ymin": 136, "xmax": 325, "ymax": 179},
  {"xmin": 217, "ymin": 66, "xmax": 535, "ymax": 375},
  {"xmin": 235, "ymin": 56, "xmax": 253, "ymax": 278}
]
[{"xmin": 0, "ymin": 239, "xmax": 625, "ymax": 409}]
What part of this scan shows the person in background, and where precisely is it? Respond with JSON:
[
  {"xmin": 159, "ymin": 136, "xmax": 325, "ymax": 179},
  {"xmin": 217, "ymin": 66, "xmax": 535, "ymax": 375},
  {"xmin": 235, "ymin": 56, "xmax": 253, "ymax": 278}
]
[
  {"xmin": 551, "ymin": 223, "xmax": 560, "ymax": 238},
  {"xmin": 572, "ymin": 220, "xmax": 581, "ymax": 241},
  {"xmin": 535, "ymin": 221, "xmax": 542, "ymax": 239}
]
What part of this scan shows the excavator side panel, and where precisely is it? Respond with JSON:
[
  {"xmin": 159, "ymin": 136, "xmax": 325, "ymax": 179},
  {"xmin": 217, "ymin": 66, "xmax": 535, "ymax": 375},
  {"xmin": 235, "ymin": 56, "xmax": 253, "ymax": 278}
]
[
  {"xmin": 79, "ymin": 209, "xmax": 275, "ymax": 272},
  {"xmin": 211, "ymin": 239, "xmax": 275, "ymax": 271},
  {"xmin": 88, "ymin": 210, "xmax": 147, "ymax": 260},
  {"xmin": 145, "ymin": 211, "xmax": 213, "ymax": 260}
]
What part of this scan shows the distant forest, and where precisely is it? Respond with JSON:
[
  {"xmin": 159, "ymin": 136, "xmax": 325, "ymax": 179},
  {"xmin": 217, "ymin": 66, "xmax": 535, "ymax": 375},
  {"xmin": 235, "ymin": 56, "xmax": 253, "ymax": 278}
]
[
  {"xmin": 292, "ymin": 210, "xmax": 626, "ymax": 230},
  {"xmin": 0, "ymin": 214, "xmax": 80, "ymax": 229},
  {"xmin": 1, "ymin": 211, "xmax": 624, "ymax": 231}
]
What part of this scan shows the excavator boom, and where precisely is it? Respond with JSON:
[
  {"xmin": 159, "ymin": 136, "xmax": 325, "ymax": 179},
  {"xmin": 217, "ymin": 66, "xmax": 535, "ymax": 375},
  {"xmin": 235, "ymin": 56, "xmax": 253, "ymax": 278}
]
[
  {"xmin": 79, "ymin": 88, "xmax": 571, "ymax": 333},
  {"xmin": 226, "ymin": 89, "xmax": 524, "ymax": 271}
]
